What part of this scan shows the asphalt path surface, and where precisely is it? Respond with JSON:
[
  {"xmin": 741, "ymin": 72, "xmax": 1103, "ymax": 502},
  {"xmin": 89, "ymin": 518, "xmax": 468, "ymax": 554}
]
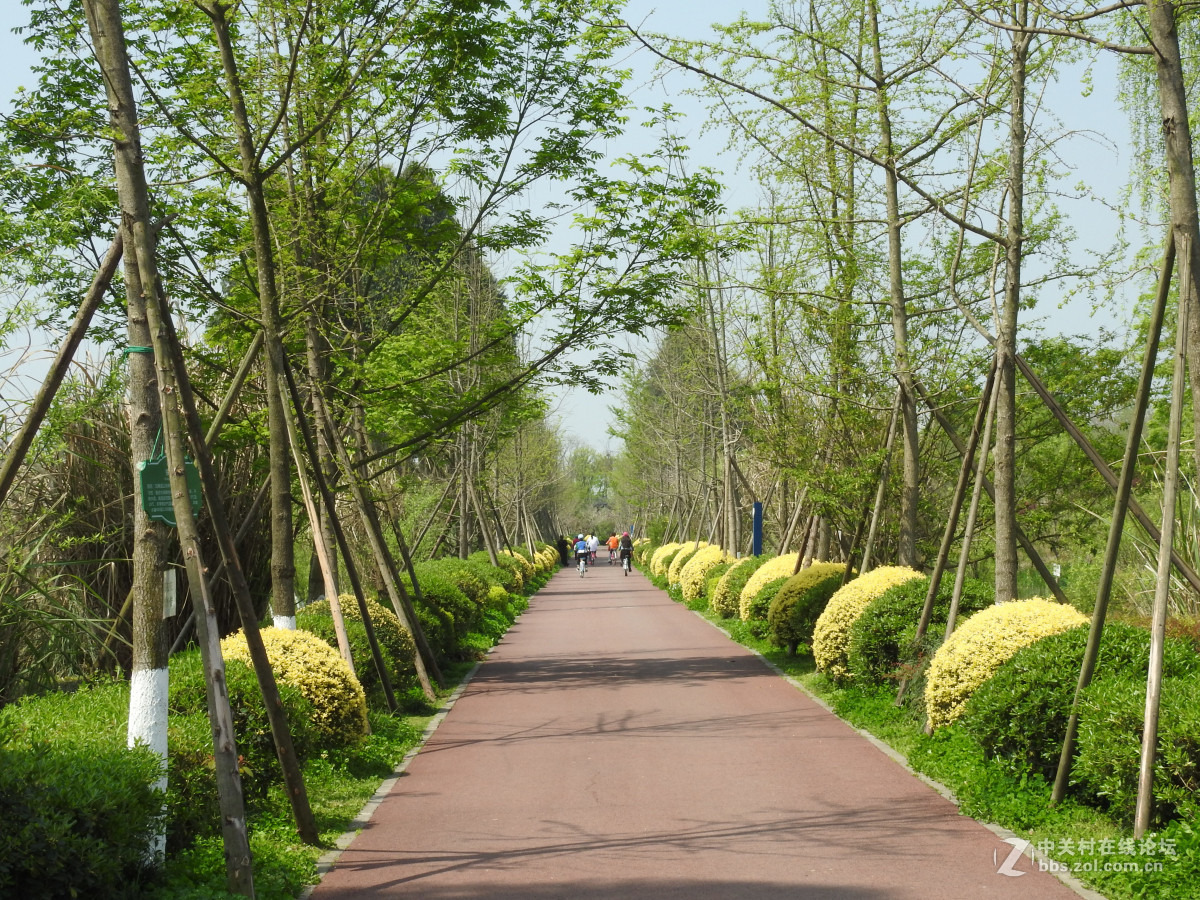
[{"xmin": 309, "ymin": 558, "xmax": 1086, "ymax": 899}]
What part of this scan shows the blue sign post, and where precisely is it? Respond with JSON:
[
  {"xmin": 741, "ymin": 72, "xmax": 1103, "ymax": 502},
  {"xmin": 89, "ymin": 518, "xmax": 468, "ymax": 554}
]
[{"xmin": 752, "ymin": 501, "xmax": 763, "ymax": 557}]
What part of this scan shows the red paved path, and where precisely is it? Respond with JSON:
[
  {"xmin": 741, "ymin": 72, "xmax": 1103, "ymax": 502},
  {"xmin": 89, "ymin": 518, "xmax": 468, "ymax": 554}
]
[{"xmin": 309, "ymin": 560, "xmax": 1086, "ymax": 899}]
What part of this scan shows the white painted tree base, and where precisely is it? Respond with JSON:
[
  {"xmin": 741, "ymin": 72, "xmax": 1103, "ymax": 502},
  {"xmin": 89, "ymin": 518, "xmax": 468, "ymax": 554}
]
[
  {"xmin": 273, "ymin": 614, "xmax": 297, "ymax": 630},
  {"xmin": 128, "ymin": 666, "xmax": 168, "ymax": 863}
]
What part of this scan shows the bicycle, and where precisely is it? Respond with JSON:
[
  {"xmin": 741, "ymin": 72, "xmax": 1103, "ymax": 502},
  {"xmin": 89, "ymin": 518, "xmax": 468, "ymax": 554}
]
[
  {"xmin": 622, "ymin": 554, "xmax": 631, "ymax": 576},
  {"xmin": 577, "ymin": 555, "xmax": 588, "ymax": 577}
]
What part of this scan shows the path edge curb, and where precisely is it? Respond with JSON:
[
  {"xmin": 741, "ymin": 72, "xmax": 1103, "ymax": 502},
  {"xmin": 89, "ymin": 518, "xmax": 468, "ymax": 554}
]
[{"xmin": 693, "ymin": 609, "xmax": 1109, "ymax": 900}]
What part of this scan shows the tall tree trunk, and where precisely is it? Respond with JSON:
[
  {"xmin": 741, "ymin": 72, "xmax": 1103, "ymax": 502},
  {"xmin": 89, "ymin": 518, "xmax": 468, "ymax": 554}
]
[
  {"xmin": 1147, "ymin": 1, "xmax": 1200, "ymax": 472},
  {"xmin": 868, "ymin": 0, "xmax": 918, "ymax": 566},
  {"xmin": 201, "ymin": 1, "xmax": 295, "ymax": 623},
  {"xmin": 994, "ymin": 5, "xmax": 1031, "ymax": 601},
  {"xmin": 121, "ymin": 227, "xmax": 171, "ymax": 861},
  {"xmin": 82, "ymin": 1, "xmax": 255, "ymax": 889}
]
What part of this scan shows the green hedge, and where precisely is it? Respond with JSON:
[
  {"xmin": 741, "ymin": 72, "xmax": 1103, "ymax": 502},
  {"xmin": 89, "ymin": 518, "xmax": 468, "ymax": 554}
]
[
  {"xmin": 0, "ymin": 682, "xmax": 164, "ymax": 898},
  {"xmin": 767, "ymin": 563, "xmax": 848, "ymax": 655},
  {"xmin": 710, "ymin": 556, "xmax": 769, "ymax": 619},
  {"xmin": 1074, "ymin": 669, "xmax": 1200, "ymax": 826},
  {"xmin": 846, "ymin": 576, "xmax": 991, "ymax": 686},
  {"xmin": 298, "ymin": 596, "xmax": 418, "ymax": 703}
]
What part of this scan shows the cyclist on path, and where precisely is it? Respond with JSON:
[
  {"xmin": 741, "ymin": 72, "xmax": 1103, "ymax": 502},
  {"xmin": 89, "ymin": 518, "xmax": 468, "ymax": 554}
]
[{"xmin": 574, "ymin": 534, "xmax": 590, "ymax": 574}]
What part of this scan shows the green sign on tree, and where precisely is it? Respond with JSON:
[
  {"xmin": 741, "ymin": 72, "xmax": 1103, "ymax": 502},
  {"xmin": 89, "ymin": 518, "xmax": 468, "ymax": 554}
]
[{"xmin": 138, "ymin": 457, "xmax": 203, "ymax": 527}]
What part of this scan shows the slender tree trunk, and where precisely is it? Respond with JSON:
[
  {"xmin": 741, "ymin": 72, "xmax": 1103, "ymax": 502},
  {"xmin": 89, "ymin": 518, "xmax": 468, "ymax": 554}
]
[
  {"xmin": 994, "ymin": 7, "xmax": 1031, "ymax": 601},
  {"xmin": 1146, "ymin": 2, "xmax": 1200, "ymax": 479},
  {"xmin": 120, "ymin": 227, "xmax": 171, "ymax": 861},
  {"xmin": 867, "ymin": 0, "xmax": 918, "ymax": 567},
  {"xmin": 202, "ymin": 1, "xmax": 295, "ymax": 622},
  {"xmin": 82, "ymin": 1, "xmax": 255, "ymax": 888}
]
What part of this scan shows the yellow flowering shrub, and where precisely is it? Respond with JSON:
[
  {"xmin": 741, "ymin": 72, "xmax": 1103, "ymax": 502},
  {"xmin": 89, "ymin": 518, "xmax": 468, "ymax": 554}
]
[
  {"xmin": 925, "ymin": 598, "xmax": 1087, "ymax": 728},
  {"xmin": 739, "ymin": 554, "xmax": 800, "ymax": 620},
  {"xmin": 501, "ymin": 549, "xmax": 535, "ymax": 582},
  {"xmin": 710, "ymin": 557, "xmax": 766, "ymax": 618},
  {"xmin": 812, "ymin": 565, "xmax": 923, "ymax": 680},
  {"xmin": 650, "ymin": 542, "xmax": 684, "ymax": 577},
  {"xmin": 680, "ymin": 545, "xmax": 731, "ymax": 602},
  {"xmin": 222, "ymin": 627, "xmax": 367, "ymax": 746},
  {"xmin": 668, "ymin": 541, "xmax": 709, "ymax": 584}
]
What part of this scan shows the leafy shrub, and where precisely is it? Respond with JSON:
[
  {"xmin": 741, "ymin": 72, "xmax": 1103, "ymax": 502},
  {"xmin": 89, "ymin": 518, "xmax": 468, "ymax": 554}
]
[
  {"xmin": 961, "ymin": 623, "xmax": 1200, "ymax": 783},
  {"xmin": 0, "ymin": 683, "xmax": 163, "ymax": 898},
  {"xmin": 169, "ymin": 649, "xmax": 316, "ymax": 800},
  {"xmin": 468, "ymin": 551, "xmax": 522, "ymax": 592},
  {"xmin": 924, "ymin": 598, "xmax": 1088, "ymax": 728},
  {"xmin": 847, "ymin": 576, "xmax": 991, "ymax": 686},
  {"xmin": 705, "ymin": 563, "xmax": 733, "ymax": 601},
  {"xmin": 739, "ymin": 554, "xmax": 800, "ymax": 620},
  {"xmin": 680, "ymin": 546, "xmax": 729, "ymax": 601},
  {"xmin": 164, "ymin": 711, "xmax": 220, "ymax": 850},
  {"xmin": 767, "ymin": 563, "xmax": 848, "ymax": 655},
  {"xmin": 812, "ymin": 565, "xmax": 923, "ymax": 681},
  {"xmin": 744, "ymin": 577, "xmax": 788, "ymax": 636},
  {"xmin": 417, "ymin": 558, "xmax": 490, "ymax": 603},
  {"xmin": 668, "ymin": 541, "xmax": 708, "ymax": 584},
  {"xmin": 1074, "ymin": 670, "xmax": 1200, "ymax": 826},
  {"xmin": 403, "ymin": 570, "xmax": 477, "ymax": 660},
  {"xmin": 650, "ymin": 542, "xmax": 684, "ymax": 577},
  {"xmin": 0, "ymin": 736, "xmax": 162, "ymax": 899},
  {"xmin": 222, "ymin": 627, "xmax": 367, "ymax": 746},
  {"xmin": 298, "ymin": 595, "xmax": 417, "ymax": 701},
  {"xmin": 710, "ymin": 556, "xmax": 768, "ymax": 618}
]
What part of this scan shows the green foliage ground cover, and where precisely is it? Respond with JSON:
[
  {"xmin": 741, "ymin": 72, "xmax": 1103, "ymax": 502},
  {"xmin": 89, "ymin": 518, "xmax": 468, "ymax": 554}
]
[{"xmin": 670, "ymin": 577, "xmax": 1200, "ymax": 900}]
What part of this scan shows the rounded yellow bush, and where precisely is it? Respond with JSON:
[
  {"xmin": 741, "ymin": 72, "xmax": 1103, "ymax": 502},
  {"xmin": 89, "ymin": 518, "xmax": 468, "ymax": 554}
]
[
  {"xmin": 501, "ymin": 549, "xmax": 535, "ymax": 582},
  {"xmin": 668, "ymin": 541, "xmax": 709, "ymax": 585},
  {"xmin": 650, "ymin": 542, "xmax": 684, "ymax": 577},
  {"xmin": 811, "ymin": 565, "xmax": 923, "ymax": 680},
  {"xmin": 222, "ymin": 627, "xmax": 367, "ymax": 745},
  {"xmin": 739, "ymin": 554, "xmax": 800, "ymax": 620},
  {"xmin": 680, "ymin": 545, "xmax": 731, "ymax": 602},
  {"xmin": 925, "ymin": 598, "xmax": 1087, "ymax": 728}
]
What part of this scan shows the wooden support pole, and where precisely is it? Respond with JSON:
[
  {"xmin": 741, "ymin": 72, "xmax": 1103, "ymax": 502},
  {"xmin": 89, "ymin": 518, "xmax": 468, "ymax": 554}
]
[
  {"xmin": 307, "ymin": 381, "xmax": 444, "ymax": 695},
  {"xmin": 277, "ymin": 366, "xmax": 405, "ymax": 708},
  {"xmin": 280, "ymin": 386, "xmax": 354, "ymax": 673},
  {"xmin": 914, "ymin": 379, "xmax": 1069, "ymax": 604},
  {"xmin": 1135, "ymin": 238, "xmax": 1189, "ymax": 837},
  {"xmin": 914, "ymin": 361, "xmax": 998, "ymax": 644},
  {"xmin": 0, "ymin": 234, "xmax": 122, "ymax": 512},
  {"xmin": 1052, "ymin": 232, "xmax": 1176, "ymax": 804},
  {"xmin": 944, "ymin": 373, "xmax": 1000, "ymax": 641}
]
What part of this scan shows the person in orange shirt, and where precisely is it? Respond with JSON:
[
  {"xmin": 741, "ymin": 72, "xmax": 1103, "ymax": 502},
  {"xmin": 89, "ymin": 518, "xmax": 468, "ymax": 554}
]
[{"xmin": 606, "ymin": 532, "xmax": 620, "ymax": 565}]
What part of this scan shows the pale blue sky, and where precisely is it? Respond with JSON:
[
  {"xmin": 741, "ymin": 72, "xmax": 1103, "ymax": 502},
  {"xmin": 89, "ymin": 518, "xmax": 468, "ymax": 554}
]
[{"xmin": 0, "ymin": 2, "xmax": 1141, "ymax": 452}]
